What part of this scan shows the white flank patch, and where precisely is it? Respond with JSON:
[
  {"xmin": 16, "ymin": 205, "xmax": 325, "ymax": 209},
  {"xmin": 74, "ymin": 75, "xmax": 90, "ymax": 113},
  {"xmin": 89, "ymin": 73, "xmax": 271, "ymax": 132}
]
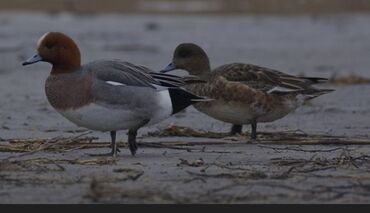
[
  {"xmin": 57, "ymin": 103, "xmax": 142, "ymax": 131},
  {"xmin": 151, "ymin": 84, "xmax": 168, "ymax": 91},
  {"xmin": 57, "ymin": 90, "xmax": 173, "ymax": 131},
  {"xmin": 148, "ymin": 90, "xmax": 173, "ymax": 125},
  {"xmin": 105, "ymin": 81, "xmax": 126, "ymax": 86}
]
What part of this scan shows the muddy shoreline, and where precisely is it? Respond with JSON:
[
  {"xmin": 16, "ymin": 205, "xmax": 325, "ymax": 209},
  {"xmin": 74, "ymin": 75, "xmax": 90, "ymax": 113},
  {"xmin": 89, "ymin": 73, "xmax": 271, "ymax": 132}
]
[{"xmin": 0, "ymin": 12, "xmax": 370, "ymax": 203}]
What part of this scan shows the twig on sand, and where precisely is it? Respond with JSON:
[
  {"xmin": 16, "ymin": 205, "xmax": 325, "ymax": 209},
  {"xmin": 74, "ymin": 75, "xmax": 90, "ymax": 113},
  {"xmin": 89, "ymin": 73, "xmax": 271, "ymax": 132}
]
[
  {"xmin": 139, "ymin": 142, "xmax": 195, "ymax": 152},
  {"xmin": 1, "ymin": 125, "xmax": 370, "ymax": 158},
  {"xmin": 186, "ymin": 170, "xmax": 268, "ymax": 180},
  {"xmin": 145, "ymin": 125, "xmax": 229, "ymax": 138},
  {"xmin": 0, "ymin": 132, "xmax": 96, "ymax": 161},
  {"xmin": 145, "ymin": 125, "xmax": 370, "ymax": 145},
  {"xmin": 271, "ymin": 149, "xmax": 370, "ymax": 177},
  {"xmin": 0, "ymin": 157, "xmax": 118, "ymax": 174},
  {"xmin": 257, "ymin": 145, "xmax": 346, "ymax": 153}
]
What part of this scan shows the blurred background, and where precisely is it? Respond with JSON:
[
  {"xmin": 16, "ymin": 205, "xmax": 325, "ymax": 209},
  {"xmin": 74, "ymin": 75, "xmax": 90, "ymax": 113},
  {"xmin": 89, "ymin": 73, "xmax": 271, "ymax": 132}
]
[
  {"xmin": 1, "ymin": 0, "xmax": 370, "ymax": 204},
  {"xmin": 0, "ymin": 0, "xmax": 369, "ymax": 141},
  {"xmin": 2, "ymin": 0, "xmax": 370, "ymax": 14}
]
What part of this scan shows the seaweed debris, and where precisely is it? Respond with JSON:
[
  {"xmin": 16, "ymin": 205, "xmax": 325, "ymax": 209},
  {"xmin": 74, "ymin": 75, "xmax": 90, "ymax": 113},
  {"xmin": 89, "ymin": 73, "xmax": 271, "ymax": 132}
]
[{"xmin": 328, "ymin": 74, "xmax": 370, "ymax": 85}]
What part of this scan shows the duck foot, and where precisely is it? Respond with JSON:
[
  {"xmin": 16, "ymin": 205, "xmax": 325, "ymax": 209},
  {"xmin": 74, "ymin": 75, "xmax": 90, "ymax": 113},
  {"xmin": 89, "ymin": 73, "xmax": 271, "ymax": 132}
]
[
  {"xmin": 250, "ymin": 121, "xmax": 257, "ymax": 140},
  {"xmin": 88, "ymin": 131, "xmax": 120, "ymax": 157},
  {"xmin": 230, "ymin": 124, "xmax": 243, "ymax": 135},
  {"xmin": 88, "ymin": 148, "xmax": 120, "ymax": 157},
  {"xmin": 128, "ymin": 130, "xmax": 138, "ymax": 156},
  {"xmin": 127, "ymin": 119, "xmax": 149, "ymax": 156}
]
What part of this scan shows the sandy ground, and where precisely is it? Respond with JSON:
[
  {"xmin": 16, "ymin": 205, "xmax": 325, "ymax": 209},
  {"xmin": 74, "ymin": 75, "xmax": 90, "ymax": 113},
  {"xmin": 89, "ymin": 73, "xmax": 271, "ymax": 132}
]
[{"xmin": 0, "ymin": 12, "xmax": 370, "ymax": 203}]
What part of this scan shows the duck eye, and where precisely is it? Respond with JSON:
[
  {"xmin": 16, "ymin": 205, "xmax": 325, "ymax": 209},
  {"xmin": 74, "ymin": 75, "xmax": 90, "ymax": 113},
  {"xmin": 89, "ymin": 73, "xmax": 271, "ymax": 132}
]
[
  {"xmin": 178, "ymin": 49, "xmax": 191, "ymax": 58},
  {"xmin": 45, "ymin": 43, "xmax": 54, "ymax": 49}
]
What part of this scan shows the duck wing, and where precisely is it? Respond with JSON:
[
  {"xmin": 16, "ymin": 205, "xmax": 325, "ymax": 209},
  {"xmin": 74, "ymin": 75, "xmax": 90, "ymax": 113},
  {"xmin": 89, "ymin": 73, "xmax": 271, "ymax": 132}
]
[
  {"xmin": 86, "ymin": 59, "xmax": 200, "ymax": 89},
  {"xmin": 211, "ymin": 63, "xmax": 330, "ymax": 94}
]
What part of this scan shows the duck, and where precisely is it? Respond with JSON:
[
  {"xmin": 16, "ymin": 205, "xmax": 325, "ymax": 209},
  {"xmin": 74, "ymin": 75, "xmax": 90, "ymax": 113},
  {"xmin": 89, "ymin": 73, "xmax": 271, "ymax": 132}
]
[
  {"xmin": 22, "ymin": 33, "xmax": 208, "ymax": 156},
  {"xmin": 161, "ymin": 43, "xmax": 334, "ymax": 139}
]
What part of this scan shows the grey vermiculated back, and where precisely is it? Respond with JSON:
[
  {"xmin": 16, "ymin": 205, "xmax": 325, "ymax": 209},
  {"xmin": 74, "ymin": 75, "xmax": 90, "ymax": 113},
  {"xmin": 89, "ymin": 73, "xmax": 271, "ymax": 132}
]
[
  {"xmin": 85, "ymin": 59, "xmax": 190, "ymax": 88},
  {"xmin": 85, "ymin": 60, "xmax": 159, "ymax": 88},
  {"xmin": 80, "ymin": 59, "xmax": 206, "ymax": 111}
]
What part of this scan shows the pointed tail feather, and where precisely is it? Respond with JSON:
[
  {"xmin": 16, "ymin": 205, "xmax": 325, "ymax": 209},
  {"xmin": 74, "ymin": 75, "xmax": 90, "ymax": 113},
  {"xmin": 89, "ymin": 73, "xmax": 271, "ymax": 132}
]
[
  {"xmin": 305, "ymin": 89, "xmax": 334, "ymax": 100},
  {"xmin": 302, "ymin": 77, "xmax": 329, "ymax": 84},
  {"xmin": 271, "ymin": 88, "xmax": 334, "ymax": 100},
  {"xmin": 168, "ymin": 88, "xmax": 211, "ymax": 114},
  {"xmin": 151, "ymin": 73, "xmax": 207, "ymax": 87}
]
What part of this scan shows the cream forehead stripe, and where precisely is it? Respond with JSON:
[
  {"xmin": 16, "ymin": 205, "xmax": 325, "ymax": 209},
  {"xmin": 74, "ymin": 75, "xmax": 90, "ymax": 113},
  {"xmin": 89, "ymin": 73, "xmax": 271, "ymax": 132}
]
[{"xmin": 37, "ymin": 32, "xmax": 51, "ymax": 48}]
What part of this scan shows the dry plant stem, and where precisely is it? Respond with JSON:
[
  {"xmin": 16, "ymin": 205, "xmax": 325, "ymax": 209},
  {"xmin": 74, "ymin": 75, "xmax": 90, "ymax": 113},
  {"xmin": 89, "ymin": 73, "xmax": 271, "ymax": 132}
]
[
  {"xmin": 1, "ymin": 131, "xmax": 93, "ymax": 161},
  {"xmin": 257, "ymin": 145, "xmax": 347, "ymax": 153},
  {"xmin": 146, "ymin": 125, "xmax": 370, "ymax": 145}
]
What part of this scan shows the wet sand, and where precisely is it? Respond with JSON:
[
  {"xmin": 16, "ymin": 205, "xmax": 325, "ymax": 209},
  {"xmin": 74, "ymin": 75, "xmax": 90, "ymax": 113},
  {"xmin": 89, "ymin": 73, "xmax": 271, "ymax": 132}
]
[{"xmin": 0, "ymin": 12, "xmax": 370, "ymax": 203}]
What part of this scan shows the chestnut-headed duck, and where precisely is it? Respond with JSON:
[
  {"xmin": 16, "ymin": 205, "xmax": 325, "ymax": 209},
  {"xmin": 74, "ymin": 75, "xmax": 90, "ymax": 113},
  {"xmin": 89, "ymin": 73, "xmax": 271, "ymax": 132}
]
[
  {"xmin": 161, "ymin": 43, "xmax": 334, "ymax": 140},
  {"xmin": 23, "ymin": 32, "xmax": 207, "ymax": 156}
]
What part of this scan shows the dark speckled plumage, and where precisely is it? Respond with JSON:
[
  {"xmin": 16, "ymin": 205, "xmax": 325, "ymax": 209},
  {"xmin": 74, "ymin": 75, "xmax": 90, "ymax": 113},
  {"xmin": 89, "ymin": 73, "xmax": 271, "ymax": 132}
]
[{"xmin": 162, "ymin": 43, "xmax": 334, "ymax": 139}]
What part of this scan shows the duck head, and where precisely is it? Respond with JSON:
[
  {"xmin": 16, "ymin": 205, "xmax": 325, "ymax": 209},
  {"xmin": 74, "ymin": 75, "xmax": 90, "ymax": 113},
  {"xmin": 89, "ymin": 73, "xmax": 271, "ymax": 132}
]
[
  {"xmin": 161, "ymin": 43, "xmax": 211, "ymax": 78},
  {"xmin": 22, "ymin": 32, "xmax": 81, "ymax": 74}
]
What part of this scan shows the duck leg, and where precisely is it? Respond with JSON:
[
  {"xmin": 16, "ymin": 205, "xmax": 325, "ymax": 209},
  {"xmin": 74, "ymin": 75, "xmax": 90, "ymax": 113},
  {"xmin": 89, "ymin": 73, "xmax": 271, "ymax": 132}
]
[
  {"xmin": 127, "ymin": 129, "xmax": 138, "ymax": 156},
  {"xmin": 127, "ymin": 119, "xmax": 149, "ymax": 156},
  {"xmin": 230, "ymin": 124, "xmax": 243, "ymax": 135},
  {"xmin": 109, "ymin": 131, "xmax": 120, "ymax": 156},
  {"xmin": 251, "ymin": 121, "xmax": 257, "ymax": 140},
  {"xmin": 89, "ymin": 131, "xmax": 121, "ymax": 157}
]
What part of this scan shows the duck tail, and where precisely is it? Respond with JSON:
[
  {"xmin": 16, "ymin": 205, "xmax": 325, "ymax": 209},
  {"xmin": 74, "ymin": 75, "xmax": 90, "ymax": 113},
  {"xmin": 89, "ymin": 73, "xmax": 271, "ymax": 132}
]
[
  {"xmin": 302, "ymin": 77, "xmax": 329, "ymax": 84},
  {"xmin": 168, "ymin": 88, "xmax": 211, "ymax": 115},
  {"xmin": 304, "ymin": 88, "xmax": 335, "ymax": 100}
]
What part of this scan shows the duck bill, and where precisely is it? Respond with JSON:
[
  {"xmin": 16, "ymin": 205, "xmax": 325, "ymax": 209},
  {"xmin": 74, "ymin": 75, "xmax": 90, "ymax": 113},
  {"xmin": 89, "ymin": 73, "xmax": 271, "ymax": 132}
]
[
  {"xmin": 160, "ymin": 62, "xmax": 177, "ymax": 73},
  {"xmin": 22, "ymin": 54, "xmax": 43, "ymax": 66}
]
